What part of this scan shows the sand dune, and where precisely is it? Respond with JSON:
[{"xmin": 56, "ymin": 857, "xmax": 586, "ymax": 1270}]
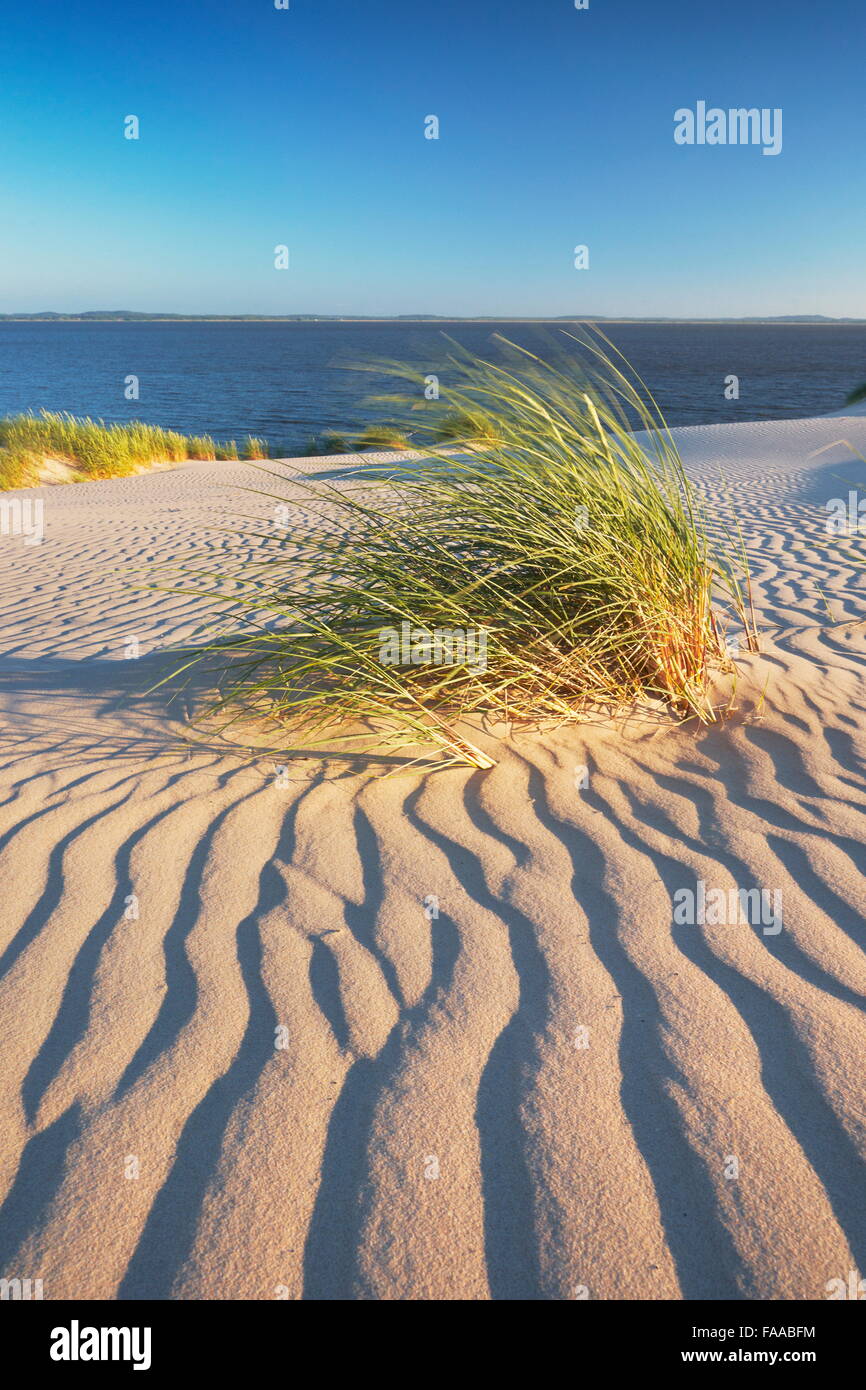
[{"xmin": 2, "ymin": 415, "xmax": 866, "ymax": 1300}]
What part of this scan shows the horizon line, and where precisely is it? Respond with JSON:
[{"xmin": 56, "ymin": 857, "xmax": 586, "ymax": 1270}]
[{"xmin": 2, "ymin": 312, "xmax": 865, "ymax": 325}]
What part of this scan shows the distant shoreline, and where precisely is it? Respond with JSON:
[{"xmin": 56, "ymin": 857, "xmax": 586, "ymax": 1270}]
[{"xmin": 2, "ymin": 315, "xmax": 866, "ymax": 326}]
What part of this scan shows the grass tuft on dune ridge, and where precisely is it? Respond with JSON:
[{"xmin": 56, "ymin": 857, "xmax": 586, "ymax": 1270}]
[
  {"xmin": 156, "ymin": 334, "xmax": 756, "ymax": 770},
  {"xmin": 0, "ymin": 412, "xmax": 268, "ymax": 488}
]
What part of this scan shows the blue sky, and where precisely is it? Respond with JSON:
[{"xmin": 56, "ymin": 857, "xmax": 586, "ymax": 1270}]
[{"xmin": 0, "ymin": 0, "xmax": 861, "ymax": 317}]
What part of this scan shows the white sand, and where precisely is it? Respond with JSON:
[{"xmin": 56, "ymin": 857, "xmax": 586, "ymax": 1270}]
[{"xmin": 2, "ymin": 414, "xmax": 866, "ymax": 1301}]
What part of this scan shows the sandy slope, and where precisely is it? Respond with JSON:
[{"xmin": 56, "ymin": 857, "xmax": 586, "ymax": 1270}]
[{"xmin": 2, "ymin": 415, "xmax": 866, "ymax": 1301}]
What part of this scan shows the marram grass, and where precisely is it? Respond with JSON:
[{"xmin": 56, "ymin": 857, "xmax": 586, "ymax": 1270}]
[
  {"xmin": 0, "ymin": 412, "xmax": 268, "ymax": 487},
  {"xmin": 156, "ymin": 335, "xmax": 756, "ymax": 770}
]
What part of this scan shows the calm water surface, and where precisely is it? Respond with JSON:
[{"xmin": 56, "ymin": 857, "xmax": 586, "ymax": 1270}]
[{"xmin": 0, "ymin": 321, "xmax": 863, "ymax": 455}]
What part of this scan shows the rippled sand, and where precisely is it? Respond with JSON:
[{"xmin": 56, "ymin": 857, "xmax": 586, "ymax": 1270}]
[{"xmin": 2, "ymin": 415, "xmax": 866, "ymax": 1300}]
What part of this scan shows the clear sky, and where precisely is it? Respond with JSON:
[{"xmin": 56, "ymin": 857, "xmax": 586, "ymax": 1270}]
[{"xmin": 0, "ymin": 0, "xmax": 862, "ymax": 317}]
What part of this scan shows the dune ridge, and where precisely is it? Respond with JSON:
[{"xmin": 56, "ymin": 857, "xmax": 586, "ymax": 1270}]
[{"xmin": 2, "ymin": 416, "xmax": 866, "ymax": 1299}]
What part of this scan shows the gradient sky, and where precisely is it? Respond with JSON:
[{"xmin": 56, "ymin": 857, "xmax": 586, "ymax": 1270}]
[{"xmin": 0, "ymin": 0, "xmax": 861, "ymax": 317}]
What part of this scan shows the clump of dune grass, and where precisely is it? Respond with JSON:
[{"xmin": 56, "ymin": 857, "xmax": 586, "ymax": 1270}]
[
  {"xmin": 0, "ymin": 445, "xmax": 39, "ymax": 489},
  {"xmin": 243, "ymin": 436, "xmax": 269, "ymax": 460},
  {"xmin": 187, "ymin": 435, "xmax": 217, "ymax": 459},
  {"xmin": 0, "ymin": 412, "xmax": 267, "ymax": 488},
  {"xmin": 0, "ymin": 411, "xmax": 192, "ymax": 479},
  {"xmin": 302, "ymin": 432, "xmax": 353, "ymax": 456},
  {"xmin": 157, "ymin": 334, "xmax": 755, "ymax": 769},
  {"xmin": 429, "ymin": 406, "xmax": 503, "ymax": 447},
  {"xmin": 353, "ymin": 425, "xmax": 413, "ymax": 451}
]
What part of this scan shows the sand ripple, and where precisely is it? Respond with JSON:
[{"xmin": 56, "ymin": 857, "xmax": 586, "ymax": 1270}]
[{"xmin": 2, "ymin": 426, "xmax": 866, "ymax": 1299}]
